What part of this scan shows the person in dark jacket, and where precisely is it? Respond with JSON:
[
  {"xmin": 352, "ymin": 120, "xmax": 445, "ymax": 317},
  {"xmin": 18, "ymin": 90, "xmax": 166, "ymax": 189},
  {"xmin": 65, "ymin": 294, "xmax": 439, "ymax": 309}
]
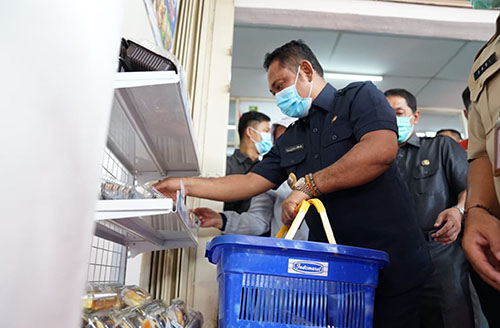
[
  {"xmin": 385, "ymin": 88, "xmax": 475, "ymax": 328},
  {"xmin": 224, "ymin": 111, "xmax": 270, "ymax": 214}
]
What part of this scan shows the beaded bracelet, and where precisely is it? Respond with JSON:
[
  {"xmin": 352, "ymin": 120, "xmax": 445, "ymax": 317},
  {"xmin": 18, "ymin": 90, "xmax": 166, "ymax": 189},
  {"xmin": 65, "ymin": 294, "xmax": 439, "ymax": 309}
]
[
  {"xmin": 304, "ymin": 174, "xmax": 319, "ymax": 197},
  {"xmin": 465, "ymin": 204, "xmax": 496, "ymax": 218},
  {"xmin": 307, "ymin": 173, "xmax": 322, "ymax": 197}
]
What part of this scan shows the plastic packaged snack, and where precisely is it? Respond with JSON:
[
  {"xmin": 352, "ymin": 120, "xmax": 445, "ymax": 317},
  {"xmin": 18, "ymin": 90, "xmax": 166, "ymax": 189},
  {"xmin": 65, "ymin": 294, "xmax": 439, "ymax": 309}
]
[
  {"xmin": 142, "ymin": 300, "xmax": 171, "ymax": 328},
  {"xmin": 164, "ymin": 299, "xmax": 187, "ymax": 328},
  {"xmin": 132, "ymin": 184, "xmax": 165, "ymax": 199},
  {"xmin": 82, "ymin": 313, "xmax": 90, "ymax": 327},
  {"xmin": 171, "ymin": 299, "xmax": 187, "ymax": 326},
  {"xmin": 100, "ymin": 179, "xmax": 134, "ymax": 200},
  {"xmin": 114, "ymin": 306, "xmax": 146, "ymax": 328},
  {"xmin": 82, "ymin": 291, "xmax": 123, "ymax": 312},
  {"xmin": 121, "ymin": 286, "xmax": 153, "ymax": 307},
  {"xmin": 85, "ymin": 309, "xmax": 118, "ymax": 328},
  {"xmin": 184, "ymin": 308, "xmax": 203, "ymax": 328}
]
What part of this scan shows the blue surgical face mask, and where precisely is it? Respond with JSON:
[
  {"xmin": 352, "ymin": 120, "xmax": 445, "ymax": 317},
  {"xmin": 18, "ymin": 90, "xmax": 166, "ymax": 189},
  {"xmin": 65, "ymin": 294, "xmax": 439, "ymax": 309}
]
[
  {"xmin": 275, "ymin": 66, "xmax": 313, "ymax": 118},
  {"xmin": 470, "ymin": 0, "xmax": 500, "ymax": 9},
  {"xmin": 396, "ymin": 116, "xmax": 414, "ymax": 143},
  {"xmin": 250, "ymin": 128, "xmax": 273, "ymax": 155}
]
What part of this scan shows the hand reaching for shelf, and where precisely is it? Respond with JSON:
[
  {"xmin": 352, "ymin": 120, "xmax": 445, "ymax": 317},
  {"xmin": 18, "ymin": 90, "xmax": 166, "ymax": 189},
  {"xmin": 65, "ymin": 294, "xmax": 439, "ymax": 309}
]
[
  {"xmin": 153, "ymin": 177, "xmax": 182, "ymax": 200},
  {"xmin": 191, "ymin": 207, "xmax": 223, "ymax": 229}
]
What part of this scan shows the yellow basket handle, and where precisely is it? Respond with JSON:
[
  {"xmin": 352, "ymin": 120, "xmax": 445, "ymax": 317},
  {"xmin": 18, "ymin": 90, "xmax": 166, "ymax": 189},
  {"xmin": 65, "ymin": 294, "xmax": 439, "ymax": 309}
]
[{"xmin": 276, "ymin": 198, "xmax": 337, "ymax": 244}]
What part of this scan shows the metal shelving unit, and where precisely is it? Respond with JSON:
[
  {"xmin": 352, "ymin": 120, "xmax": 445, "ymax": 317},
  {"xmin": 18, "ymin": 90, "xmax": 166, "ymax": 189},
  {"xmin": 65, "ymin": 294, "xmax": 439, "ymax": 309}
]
[
  {"xmin": 95, "ymin": 191, "xmax": 199, "ymax": 257},
  {"xmin": 95, "ymin": 66, "xmax": 201, "ymax": 258},
  {"xmin": 108, "ymin": 71, "xmax": 200, "ymax": 183}
]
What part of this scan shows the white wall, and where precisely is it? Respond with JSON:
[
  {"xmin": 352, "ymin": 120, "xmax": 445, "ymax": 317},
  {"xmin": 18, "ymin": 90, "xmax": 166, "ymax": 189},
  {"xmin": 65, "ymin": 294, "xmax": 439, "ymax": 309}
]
[
  {"xmin": 238, "ymin": 100, "xmax": 285, "ymax": 125},
  {"xmin": 189, "ymin": 0, "xmax": 236, "ymax": 326}
]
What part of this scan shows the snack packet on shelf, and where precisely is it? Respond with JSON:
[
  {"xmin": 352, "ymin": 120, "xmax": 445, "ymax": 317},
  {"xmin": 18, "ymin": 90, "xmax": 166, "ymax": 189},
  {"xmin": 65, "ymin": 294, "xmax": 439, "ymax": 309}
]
[
  {"xmin": 121, "ymin": 285, "xmax": 153, "ymax": 307},
  {"xmin": 142, "ymin": 300, "xmax": 171, "ymax": 328},
  {"xmin": 82, "ymin": 291, "xmax": 123, "ymax": 312},
  {"xmin": 164, "ymin": 299, "xmax": 188, "ymax": 328},
  {"xmin": 84, "ymin": 309, "xmax": 119, "ymax": 328},
  {"xmin": 114, "ymin": 306, "xmax": 146, "ymax": 328}
]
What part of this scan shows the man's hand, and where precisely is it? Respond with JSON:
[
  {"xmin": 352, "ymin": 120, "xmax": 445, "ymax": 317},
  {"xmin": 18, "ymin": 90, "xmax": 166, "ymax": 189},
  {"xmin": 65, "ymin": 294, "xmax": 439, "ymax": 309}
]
[
  {"xmin": 153, "ymin": 177, "xmax": 182, "ymax": 200},
  {"xmin": 462, "ymin": 208, "xmax": 500, "ymax": 291},
  {"xmin": 281, "ymin": 190, "xmax": 310, "ymax": 227},
  {"xmin": 191, "ymin": 207, "xmax": 223, "ymax": 229},
  {"xmin": 431, "ymin": 207, "xmax": 463, "ymax": 245}
]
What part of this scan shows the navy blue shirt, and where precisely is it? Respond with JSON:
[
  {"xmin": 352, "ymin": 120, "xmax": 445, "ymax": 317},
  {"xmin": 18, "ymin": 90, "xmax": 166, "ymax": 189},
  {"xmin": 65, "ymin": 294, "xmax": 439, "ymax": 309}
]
[{"xmin": 252, "ymin": 82, "xmax": 432, "ymax": 295}]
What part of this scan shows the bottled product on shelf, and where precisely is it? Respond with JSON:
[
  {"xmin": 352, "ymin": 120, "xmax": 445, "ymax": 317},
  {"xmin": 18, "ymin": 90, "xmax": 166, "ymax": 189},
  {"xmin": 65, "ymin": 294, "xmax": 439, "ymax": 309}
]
[
  {"xmin": 100, "ymin": 180, "xmax": 165, "ymax": 200},
  {"xmin": 81, "ymin": 284, "xmax": 203, "ymax": 328}
]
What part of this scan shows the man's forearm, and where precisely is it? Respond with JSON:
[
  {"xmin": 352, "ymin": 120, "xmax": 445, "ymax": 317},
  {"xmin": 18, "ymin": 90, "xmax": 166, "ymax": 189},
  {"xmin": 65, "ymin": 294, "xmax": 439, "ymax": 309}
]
[
  {"xmin": 466, "ymin": 157, "xmax": 500, "ymax": 216},
  {"xmin": 313, "ymin": 130, "xmax": 397, "ymax": 194},
  {"xmin": 183, "ymin": 172, "xmax": 274, "ymax": 202}
]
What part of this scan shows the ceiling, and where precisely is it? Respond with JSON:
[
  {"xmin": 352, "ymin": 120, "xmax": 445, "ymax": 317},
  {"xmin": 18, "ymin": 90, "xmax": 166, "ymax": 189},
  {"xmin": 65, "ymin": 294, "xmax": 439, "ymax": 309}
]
[{"xmin": 229, "ymin": 24, "xmax": 484, "ymax": 110}]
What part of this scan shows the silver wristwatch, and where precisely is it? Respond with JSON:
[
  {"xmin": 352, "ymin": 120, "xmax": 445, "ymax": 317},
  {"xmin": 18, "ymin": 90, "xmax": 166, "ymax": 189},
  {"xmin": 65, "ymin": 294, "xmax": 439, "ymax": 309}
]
[
  {"xmin": 454, "ymin": 205, "xmax": 465, "ymax": 218},
  {"xmin": 294, "ymin": 177, "xmax": 314, "ymax": 198}
]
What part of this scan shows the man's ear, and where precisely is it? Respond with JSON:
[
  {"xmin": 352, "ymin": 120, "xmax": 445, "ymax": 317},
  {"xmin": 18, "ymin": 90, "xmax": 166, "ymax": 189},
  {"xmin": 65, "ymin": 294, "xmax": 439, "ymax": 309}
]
[
  {"xmin": 244, "ymin": 126, "xmax": 253, "ymax": 140},
  {"xmin": 300, "ymin": 60, "xmax": 314, "ymax": 82},
  {"xmin": 412, "ymin": 110, "xmax": 421, "ymax": 125}
]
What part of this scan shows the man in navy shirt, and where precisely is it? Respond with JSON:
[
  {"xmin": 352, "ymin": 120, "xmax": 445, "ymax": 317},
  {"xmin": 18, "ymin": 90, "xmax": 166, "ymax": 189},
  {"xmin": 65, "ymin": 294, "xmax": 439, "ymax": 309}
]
[{"xmin": 155, "ymin": 40, "xmax": 432, "ymax": 327}]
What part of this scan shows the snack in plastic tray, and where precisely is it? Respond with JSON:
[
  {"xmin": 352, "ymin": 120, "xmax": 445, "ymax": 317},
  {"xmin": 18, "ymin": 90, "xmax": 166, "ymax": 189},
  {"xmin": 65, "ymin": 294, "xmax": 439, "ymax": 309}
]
[
  {"xmin": 143, "ymin": 300, "xmax": 171, "ymax": 328},
  {"xmin": 81, "ymin": 284, "xmax": 202, "ymax": 328},
  {"xmin": 133, "ymin": 183, "xmax": 166, "ymax": 199},
  {"xmin": 121, "ymin": 286, "xmax": 153, "ymax": 307},
  {"xmin": 82, "ymin": 291, "xmax": 123, "ymax": 312},
  {"xmin": 100, "ymin": 179, "xmax": 135, "ymax": 200},
  {"xmin": 164, "ymin": 299, "xmax": 188, "ymax": 327},
  {"xmin": 114, "ymin": 306, "xmax": 146, "ymax": 328},
  {"xmin": 85, "ymin": 309, "xmax": 118, "ymax": 328},
  {"xmin": 101, "ymin": 179, "xmax": 166, "ymax": 200}
]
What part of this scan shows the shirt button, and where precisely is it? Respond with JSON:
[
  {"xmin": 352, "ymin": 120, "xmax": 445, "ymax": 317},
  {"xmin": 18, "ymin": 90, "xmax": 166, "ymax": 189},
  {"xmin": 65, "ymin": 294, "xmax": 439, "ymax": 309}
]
[
  {"xmin": 313, "ymin": 154, "xmax": 319, "ymax": 159},
  {"xmin": 291, "ymin": 160, "xmax": 296, "ymax": 164},
  {"xmin": 312, "ymin": 127, "xmax": 318, "ymax": 133},
  {"xmin": 332, "ymin": 135, "xmax": 338, "ymax": 141}
]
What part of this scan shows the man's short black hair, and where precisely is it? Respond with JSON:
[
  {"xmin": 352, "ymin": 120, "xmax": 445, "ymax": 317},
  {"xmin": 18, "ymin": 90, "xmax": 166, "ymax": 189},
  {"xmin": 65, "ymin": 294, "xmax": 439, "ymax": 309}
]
[
  {"xmin": 263, "ymin": 40, "xmax": 324, "ymax": 77},
  {"xmin": 462, "ymin": 87, "xmax": 471, "ymax": 113},
  {"xmin": 384, "ymin": 88, "xmax": 417, "ymax": 113},
  {"xmin": 238, "ymin": 111, "xmax": 271, "ymax": 140},
  {"xmin": 436, "ymin": 129, "xmax": 462, "ymax": 141}
]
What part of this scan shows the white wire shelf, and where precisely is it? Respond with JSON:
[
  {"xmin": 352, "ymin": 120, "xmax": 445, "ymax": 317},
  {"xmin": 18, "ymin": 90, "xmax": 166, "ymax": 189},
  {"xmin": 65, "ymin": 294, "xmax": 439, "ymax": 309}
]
[
  {"xmin": 95, "ymin": 192, "xmax": 199, "ymax": 257},
  {"xmin": 108, "ymin": 71, "xmax": 201, "ymax": 184},
  {"xmin": 95, "ymin": 198, "xmax": 175, "ymax": 220}
]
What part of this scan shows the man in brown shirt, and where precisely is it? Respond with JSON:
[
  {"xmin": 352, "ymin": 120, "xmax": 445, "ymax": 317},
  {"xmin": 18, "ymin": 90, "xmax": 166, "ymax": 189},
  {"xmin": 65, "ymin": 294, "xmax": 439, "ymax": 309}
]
[{"xmin": 463, "ymin": 13, "xmax": 500, "ymax": 327}]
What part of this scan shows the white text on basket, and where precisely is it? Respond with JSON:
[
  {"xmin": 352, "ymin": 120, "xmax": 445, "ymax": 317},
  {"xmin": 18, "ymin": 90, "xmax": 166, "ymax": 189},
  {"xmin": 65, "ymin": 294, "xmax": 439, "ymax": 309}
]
[{"xmin": 288, "ymin": 259, "xmax": 329, "ymax": 277}]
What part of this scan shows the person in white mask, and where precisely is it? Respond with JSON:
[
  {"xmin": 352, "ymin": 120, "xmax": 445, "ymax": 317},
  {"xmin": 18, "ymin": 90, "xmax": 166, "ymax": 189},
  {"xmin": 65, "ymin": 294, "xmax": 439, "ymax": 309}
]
[
  {"xmin": 154, "ymin": 40, "xmax": 432, "ymax": 328},
  {"xmin": 192, "ymin": 117, "xmax": 309, "ymax": 239}
]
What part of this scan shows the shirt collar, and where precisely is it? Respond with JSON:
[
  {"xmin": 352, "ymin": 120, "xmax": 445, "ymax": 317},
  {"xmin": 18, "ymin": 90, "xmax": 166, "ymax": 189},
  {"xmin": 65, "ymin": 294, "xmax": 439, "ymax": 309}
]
[
  {"xmin": 233, "ymin": 149, "xmax": 252, "ymax": 164},
  {"xmin": 311, "ymin": 83, "xmax": 336, "ymax": 112},
  {"xmin": 405, "ymin": 133, "xmax": 420, "ymax": 147}
]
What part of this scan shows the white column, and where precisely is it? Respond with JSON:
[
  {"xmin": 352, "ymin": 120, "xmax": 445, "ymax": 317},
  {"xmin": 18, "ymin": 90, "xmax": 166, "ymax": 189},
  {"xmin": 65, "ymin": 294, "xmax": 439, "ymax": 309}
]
[{"xmin": 190, "ymin": 0, "xmax": 235, "ymax": 326}]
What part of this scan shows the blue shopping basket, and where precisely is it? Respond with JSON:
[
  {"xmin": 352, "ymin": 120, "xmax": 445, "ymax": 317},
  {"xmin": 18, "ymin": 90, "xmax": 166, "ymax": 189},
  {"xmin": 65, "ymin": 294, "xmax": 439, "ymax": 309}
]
[{"xmin": 205, "ymin": 199, "xmax": 389, "ymax": 328}]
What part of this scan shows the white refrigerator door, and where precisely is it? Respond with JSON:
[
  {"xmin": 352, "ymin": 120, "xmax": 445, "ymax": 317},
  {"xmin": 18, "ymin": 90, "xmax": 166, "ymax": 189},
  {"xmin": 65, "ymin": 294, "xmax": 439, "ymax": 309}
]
[{"xmin": 0, "ymin": 1, "xmax": 123, "ymax": 327}]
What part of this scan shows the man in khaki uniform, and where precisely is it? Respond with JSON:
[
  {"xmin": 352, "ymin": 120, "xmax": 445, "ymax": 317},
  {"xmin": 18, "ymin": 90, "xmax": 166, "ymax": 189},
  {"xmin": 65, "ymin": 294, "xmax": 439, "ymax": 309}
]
[{"xmin": 463, "ymin": 13, "xmax": 500, "ymax": 327}]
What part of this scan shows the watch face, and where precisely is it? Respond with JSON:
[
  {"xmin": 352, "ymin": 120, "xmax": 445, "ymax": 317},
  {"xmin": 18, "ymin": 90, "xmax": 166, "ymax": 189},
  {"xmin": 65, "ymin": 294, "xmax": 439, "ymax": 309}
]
[{"xmin": 454, "ymin": 206, "xmax": 465, "ymax": 216}]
